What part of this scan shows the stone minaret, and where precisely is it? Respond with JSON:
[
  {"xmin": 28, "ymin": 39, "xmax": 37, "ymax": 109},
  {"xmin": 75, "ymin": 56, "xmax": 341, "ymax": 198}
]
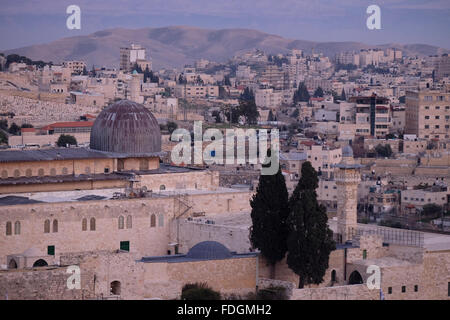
[{"xmin": 335, "ymin": 145, "xmax": 361, "ymax": 242}]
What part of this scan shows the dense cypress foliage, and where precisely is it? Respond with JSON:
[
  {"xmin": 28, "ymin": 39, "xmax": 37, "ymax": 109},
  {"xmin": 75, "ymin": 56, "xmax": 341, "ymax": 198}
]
[
  {"xmin": 286, "ymin": 161, "xmax": 335, "ymax": 288},
  {"xmin": 250, "ymin": 165, "xmax": 289, "ymax": 278}
]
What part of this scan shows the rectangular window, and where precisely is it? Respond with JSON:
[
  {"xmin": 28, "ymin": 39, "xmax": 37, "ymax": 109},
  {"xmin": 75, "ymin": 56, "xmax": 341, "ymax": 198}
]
[
  {"xmin": 47, "ymin": 245, "xmax": 55, "ymax": 256},
  {"xmin": 120, "ymin": 241, "xmax": 130, "ymax": 252},
  {"xmin": 414, "ymin": 285, "xmax": 418, "ymax": 292},
  {"xmin": 402, "ymin": 286, "xmax": 406, "ymax": 293},
  {"xmin": 388, "ymin": 287, "xmax": 392, "ymax": 294},
  {"xmin": 363, "ymin": 249, "xmax": 367, "ymax": 259}
]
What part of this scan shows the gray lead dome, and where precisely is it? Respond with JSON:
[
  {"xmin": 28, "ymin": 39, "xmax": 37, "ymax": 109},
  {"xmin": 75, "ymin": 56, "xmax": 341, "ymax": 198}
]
[
  {"xmin": 186, "ymin": 241, "xmax": 232, "ymax": 260},
  {"xmin": 90, "ymin": 100, "xmax": 161, "ymax": 154}
]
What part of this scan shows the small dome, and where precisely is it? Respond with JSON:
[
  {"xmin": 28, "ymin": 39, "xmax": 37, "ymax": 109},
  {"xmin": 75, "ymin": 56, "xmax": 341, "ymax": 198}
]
[
  {"xmin": 186, "ymin": 241, "xmax": 232, "ymax": 260},
  {"xmin": 342, "ymin": 145, "xmax": 354, "ymax": 158},
  {"xmin": 90, "ymin": 100, "xmax": 161, "ymax": 154}
]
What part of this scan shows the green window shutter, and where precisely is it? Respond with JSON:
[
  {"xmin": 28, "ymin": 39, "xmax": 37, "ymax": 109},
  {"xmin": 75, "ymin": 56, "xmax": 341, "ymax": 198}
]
[
  {"xmin": 47, "ymin": 245, "xmax": 55, "ymax": 255},
  {"xmin": 120, "ymin": 241, "xmax": 129, "ymax": 252}
]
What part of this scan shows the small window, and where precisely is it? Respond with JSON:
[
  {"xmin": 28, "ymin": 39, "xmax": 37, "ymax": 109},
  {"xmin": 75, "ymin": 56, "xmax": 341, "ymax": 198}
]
[
  {"xmin": 14, "ymin": 169, "xmax": 20, "ymax": 177},
  {"xmin": 414, "ymin": 285, "xmax": 418, "ymax": 292},
  {"xmin": 6, "ymin": 221, "xmax": 12, "ymax": 236},
  {"xmin": 50, "ymin": 168, "xmax": 56, "ymax": 176},
  {"xmin": 38, "ymin": 168, "xmax": 45, "ymax": 176},
  {"xmin": 160, "ymin": 185, "xmax": 166, "ymax": 191},
  {"xmin": 150, "ymin": 214, "xmax": 156, "ymax": 228},
  {"xmin": 118, "ymin": 216, "xmax": 124, "ymax": 229},
  {"xmin": 402, "ymin": 286, "xmax": 406, "ymax": 293},
  {"xmin": 90, "ymin": 217, "xmax": 96, "ymax": 231},
  {"xmin": 363, "ymin": 249, "xmax": 367, "ymax": 260},
  {"xmin": 44, "ymin": 219, "xmax": 50, "ymax": 233},
  {"xmin": 25, "ymin": 169, "xmax": 32, "ymax": 177},
  {"xmin": 14, "ymin": 221, "xmax": 20, "ymax": 235},
  {"xmin": 104, "ymin": 167, "xmax": 110, "ymax": 174},
  {"xmin": 120, "ymin": 241, "xmax": 129, "ymax": 252},
  {"xmin": 126, "ymin": 215, "xmax": 132, "ymax": 229},
  {"xmin": 158, "ymin": 214, "xmax": 164, "ymax": 227},
  {"xmin": 52, "ymin": 220, "xmax": 58, "ymax": 233},
  {"xmin": 1, "ymin": 170, "xmax": 7, "ymax": 179},
  {"xmin": 47, "ymin": 245, "xmax": 55, "ymax": 256},
  {"xmin": 82, "ymin": 218, "xmax": 87, "ymax": 231},
  {"xmin": 62, "ymin": 167, "xmax": 68, "ymax": 175}
]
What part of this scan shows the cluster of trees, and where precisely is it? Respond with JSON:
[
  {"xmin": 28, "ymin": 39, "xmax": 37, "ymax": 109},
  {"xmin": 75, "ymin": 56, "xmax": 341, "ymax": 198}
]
[
  {"xmin": 225, "ymin": 88, "xmax": 259, "ymax": 125},
  {"xmin": 143, "ymin": 66, "xmax": 159, "ymax": 84},
  {"xmin": 335, "ymin": 63, "xmax": 358, "ymax": 72},
  {"xmin": 250, "ymin": 161, "xmax": 335, "ymax": 288},
  {"xmin": 268, "ymin": 55, "xmax": 289, "ymax": 67},
  {"xmin": 2, "ymin": 54, "xmax": 51, "ymax": 70},
  {"xmin": 0, "ymin": 120, "xmax": 33, "ymax": 136},
  {"xmin": 293, "ymin": 82, "xmax": 310, "ymax": 104},
  {"xmin": 181, "ymin": 282, "xmax": 221, "ymax": 300},
  {"xmin": 375, "ymin": 144, "xmax": 393, "ymax": 158},
  {"xmin": 56, "ymin": 134, "xmax": 77, "ymax": 147}
]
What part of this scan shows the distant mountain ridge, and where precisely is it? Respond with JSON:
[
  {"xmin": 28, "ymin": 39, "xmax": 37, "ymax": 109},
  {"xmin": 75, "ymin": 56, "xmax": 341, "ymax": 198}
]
[{"xmin": 3, "ymin": 26, "xmax": 449, "ymax": 70}]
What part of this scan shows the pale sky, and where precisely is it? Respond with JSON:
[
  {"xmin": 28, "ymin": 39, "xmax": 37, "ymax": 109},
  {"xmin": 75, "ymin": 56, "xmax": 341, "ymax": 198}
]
[{"xmin": 1, "ymin": 0, "xmax": 449, "ymax": 50}]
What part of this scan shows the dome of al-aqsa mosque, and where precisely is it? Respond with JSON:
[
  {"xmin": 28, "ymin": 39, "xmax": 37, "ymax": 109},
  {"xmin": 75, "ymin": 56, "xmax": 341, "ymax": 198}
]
[{"xmin": 90, "ymin": 100, "xmax": 161, "ymax": 154}]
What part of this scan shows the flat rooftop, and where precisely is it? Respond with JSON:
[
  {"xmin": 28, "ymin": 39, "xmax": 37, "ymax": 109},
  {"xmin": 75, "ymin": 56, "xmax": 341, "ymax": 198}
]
[
  {"xmin": 0, "ymin": 186, "xmax": 250, "ymax": 206},
  {"xmin": 0, "ymin": 147, "xmax": 165, "ymax": 163}
]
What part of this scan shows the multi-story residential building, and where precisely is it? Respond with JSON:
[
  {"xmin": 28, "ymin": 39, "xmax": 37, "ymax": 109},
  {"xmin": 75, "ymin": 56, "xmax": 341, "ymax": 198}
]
[
  {"xmin": 174, "ymin": 84, "xmax": 219, "ymax": 98},
  {"xmin": 306, "ymin": 145, "xmax": 342, "ymax": 180},
  {"xmin": 62, "ymin": 61, "xmax": 86, "ymax": 75},
  {"xmin": 405, "ymin": 89, "xmax": 450, "ymax": 140},
  {"xmin": 255, "ymin": 88, "xmax": 283, "ymax": 109},
  {"xmin": 401, "ymin": 185, "xmax": 449, "ymax": 214},
  {"xmin": 120, "ymin": 44, "xmax": 149, "ymax": 72},
  {"xmin": 347, "ymin": 95, "xmax": 391, "ymax": 138}
]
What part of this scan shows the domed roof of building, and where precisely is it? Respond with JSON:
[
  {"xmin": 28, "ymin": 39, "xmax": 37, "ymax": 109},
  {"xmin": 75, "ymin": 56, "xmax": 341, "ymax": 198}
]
[
  {"xmin": 342, "ymin": 145, "xmax": 354, "ymax": 158},
  {"xmin": 186, "ymin": 241, "xmax": 232, "ymax": 260},
  {"xmin": 90, "ymin": 100, "xmax": 161, "ymax": 154}
]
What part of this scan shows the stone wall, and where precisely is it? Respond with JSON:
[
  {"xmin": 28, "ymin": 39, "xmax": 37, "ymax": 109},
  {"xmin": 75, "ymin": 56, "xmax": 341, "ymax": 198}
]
[{"xmin": 291, "ymin": 284, "xmax": 379, "ymax": 300}]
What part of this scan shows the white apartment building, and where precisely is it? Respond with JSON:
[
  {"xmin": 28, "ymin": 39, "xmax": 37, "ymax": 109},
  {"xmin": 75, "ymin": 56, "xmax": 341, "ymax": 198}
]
[
  {"xmin": 120, "ymin": 44, "xmax": 147, "ymax": 72},
  {"xmin": 255, "ymin": 88, "xmax": 283, "ymax": 109}
]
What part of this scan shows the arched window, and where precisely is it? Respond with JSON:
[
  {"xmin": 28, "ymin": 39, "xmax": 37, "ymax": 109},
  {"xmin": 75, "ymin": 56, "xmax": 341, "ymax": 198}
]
[
  {"xmin": 50, "ymin": 168, "xmax": 56, "ymax": 176},
  {"xmin": 331, "ymin": 270, "xmax": 337, "ymax": 283},
  {"xmin": 38, "ymin": 168, "xmax": 45, "ymax": 176},
  {"xmin": 25, "ymin": 168, "xmax": 32, "ymax": 177},
  {"xmin": 44, "ymin": 219, "xmax": 50, "ymax": 233},
  {"xmin": 159, "ymin": 185, "xmax": 166, "ymax": 191},
  {"xmin": 90, "ymin": 217, "xmax": 96, "ymax": 231},
  {"xmin": 1, "ymin": 170, "xmax": 7, "ymax": 179},
  {"xmin": 8, "ymin": 259, "xmax": 17, "ymax": 269},
  {"xmin": 6, "ymin": 221, "xmax": 12, "ymax": 235},
  {"xmin": 13, "ymin": 169, "xmax": 20, "ymax": 178},
  {"xmin": 126, "ymin": 215, "xmax": 132, "ymax": 229},
  {"xmin": 118, "ymin": 216, "xmax": 124, "ymax": 229},
  {"xmin": 82, "ymin": 218, "xmax": 87, "ymax": 231},
  {"xmin": 52, "ymin": 220, "xmax": 58, "ymax": 233},
  {"xmin": 14, "ymin": 221, "xmax": 20, "ymax": 235},
  {"xmin": 349, "ymin": 271, "xmax": 363, "ymax": 285},
  {"xmin": 150, "ymin": 214, "xmax": 156, "ymax": 228},
  {"xmin": 158, "ymin": 214, "xmax": 164, "ymax": 227},
  {"xmin": 33, "ymin": 259, "xmax": 48, "ymax": 268},
  {"xmin": 110, "ymin": 281, "xmax": 121, "ymax": 295},
  {"xmin": 62, "ymin": 167, "xmax": 68, "ymax": 175}
]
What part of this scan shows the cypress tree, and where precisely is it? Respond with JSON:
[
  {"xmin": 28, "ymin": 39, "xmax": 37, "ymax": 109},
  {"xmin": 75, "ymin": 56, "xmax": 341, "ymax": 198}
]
[
  {"xmin": 293, "ymin": 82, "xmax": 310, "ymax": 104},
  {"xmin": 313, "ymin": 87, "xmax": 324, "ymax": 98},
  {"xmin": 250, "ymin": 164, "xmax": 289, "ymax": 278},
  {"xmin": 341, "ymin": 88, "xmax": 347, "ymax": 101},
  {"xmin": 286, "ymin": 161, "xmax": 335, "ymax": 288}
]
